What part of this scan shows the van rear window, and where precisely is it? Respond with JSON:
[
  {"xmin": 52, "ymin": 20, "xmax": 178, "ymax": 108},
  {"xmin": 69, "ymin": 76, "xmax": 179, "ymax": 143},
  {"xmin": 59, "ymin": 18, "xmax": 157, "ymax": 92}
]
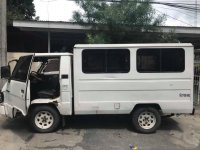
[
  {"xmin": 137, "ymin": 48, "xmax": 185, "ymax": 73},
  {"xmin": 82, "ymin": 49, "xmax": 130, "ymax": 73}
]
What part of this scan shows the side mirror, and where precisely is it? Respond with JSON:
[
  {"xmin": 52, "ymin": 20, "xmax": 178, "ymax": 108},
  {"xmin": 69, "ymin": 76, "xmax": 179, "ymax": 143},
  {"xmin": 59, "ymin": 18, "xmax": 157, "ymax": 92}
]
[{"xmin": 1, "ymin": 66, "xmax": 11, "ymax": 79}]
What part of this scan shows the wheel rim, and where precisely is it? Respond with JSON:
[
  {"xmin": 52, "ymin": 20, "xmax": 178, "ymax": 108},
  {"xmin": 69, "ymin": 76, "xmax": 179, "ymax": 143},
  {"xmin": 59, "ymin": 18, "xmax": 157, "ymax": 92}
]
[
  {"xmin": 138, "ymin": 111, "xmax": 156, "ymax": 130},
  {"xmin": 35, "ymin": 111, "xmax": 54, "ymax": 130}
]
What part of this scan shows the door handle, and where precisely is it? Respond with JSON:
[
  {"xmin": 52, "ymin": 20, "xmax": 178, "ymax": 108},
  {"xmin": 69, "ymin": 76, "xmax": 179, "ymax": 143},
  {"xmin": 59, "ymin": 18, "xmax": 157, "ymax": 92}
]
[
  {"xmin": 21, "ymin": 89, "xmax": 24, "ymax": 93},
  {"xmin": 61, "ymin": 74, "xmax": 68, "ymax": 79},
  {"xmin": 6, "ymin": 90, "xmax": 10, "ymax": 93}
]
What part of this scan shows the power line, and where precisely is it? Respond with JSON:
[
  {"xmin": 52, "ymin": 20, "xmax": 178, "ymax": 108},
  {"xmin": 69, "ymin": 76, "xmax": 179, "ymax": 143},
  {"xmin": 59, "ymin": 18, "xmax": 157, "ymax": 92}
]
[
  {"xmin": 39, "ymin": 0, "xmax": 198, "ymax": 26},
  {"xmin": 156, "ymin": 6, "xmax": 195, "ymax": 17},
  {"xmin": 40, "ymin": 0, "xmax": 57, "ymax": 2},
  {"xmin": 42, "ymin": 0, "xmax": 200, "ymax": 11},
  {"xmin": 66, "ymin": 0, "xmax": 200, "ymax": 11},
  {"xmin": 195, "ymin": 0, "xmax": 198, "ymax": 26},
  {"xmin": 155, "ymin": 9, "xmax": 193, "ymax": 26}
]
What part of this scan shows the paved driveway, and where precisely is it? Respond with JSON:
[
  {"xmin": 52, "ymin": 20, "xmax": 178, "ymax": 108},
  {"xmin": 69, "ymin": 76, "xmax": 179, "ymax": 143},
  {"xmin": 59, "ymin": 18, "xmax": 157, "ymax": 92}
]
[{"xmin": 0, "ymin": 114, "xmax": 200, "ymax": 150}]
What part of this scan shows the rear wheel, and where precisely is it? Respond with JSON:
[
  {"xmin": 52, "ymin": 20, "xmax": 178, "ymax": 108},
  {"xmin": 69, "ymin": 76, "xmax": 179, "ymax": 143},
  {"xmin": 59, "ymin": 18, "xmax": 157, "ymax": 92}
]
[
  {"xmin": 132, "ymin": 107, "xmax": 161, "ymax": 133},
  {"xmin": 29, "ymin": 105, "xmax": 61, "ymax": 133}
]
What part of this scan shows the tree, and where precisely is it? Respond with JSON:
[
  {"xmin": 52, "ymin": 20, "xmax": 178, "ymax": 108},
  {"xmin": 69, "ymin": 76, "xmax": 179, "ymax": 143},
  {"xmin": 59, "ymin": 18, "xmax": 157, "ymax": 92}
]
[
  {"xmin": 7, "ymin": 0, "xmax": 36, "ymax": 25},
  {"xmin": 73, "ymin": 0, "xmax": 177, "ymax": 43}
]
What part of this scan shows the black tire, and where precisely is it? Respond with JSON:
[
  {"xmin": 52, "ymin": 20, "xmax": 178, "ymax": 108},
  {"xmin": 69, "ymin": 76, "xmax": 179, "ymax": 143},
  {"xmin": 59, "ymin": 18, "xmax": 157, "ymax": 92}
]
[
  {"xmin": 132, "ymin": 107, "xmax": 161, "ymax": 134},
  {"xmin": 29, "ymin": 105, "xmax": 61, "ymax": 133}
]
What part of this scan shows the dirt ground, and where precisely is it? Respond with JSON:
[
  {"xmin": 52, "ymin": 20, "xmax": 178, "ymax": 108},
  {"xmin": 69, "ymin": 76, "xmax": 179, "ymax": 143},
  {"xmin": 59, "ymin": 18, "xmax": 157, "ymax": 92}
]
[{"xmin": 0, "ymin": 113, "xmax": 200, "ymax": 150}]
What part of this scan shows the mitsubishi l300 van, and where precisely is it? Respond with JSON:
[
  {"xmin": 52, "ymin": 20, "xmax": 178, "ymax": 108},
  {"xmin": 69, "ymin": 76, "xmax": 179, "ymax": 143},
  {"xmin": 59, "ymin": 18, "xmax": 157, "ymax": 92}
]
[{"xmin": 0, "ymin": 43, "xmax": 194, "ymax": 133}]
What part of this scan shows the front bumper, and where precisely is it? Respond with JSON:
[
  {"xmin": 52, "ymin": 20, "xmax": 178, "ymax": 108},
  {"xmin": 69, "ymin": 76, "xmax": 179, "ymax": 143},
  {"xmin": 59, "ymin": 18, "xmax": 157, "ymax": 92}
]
[{"xmin": 0, "ymin": 105, "xmax": 6, "ymax": 115}]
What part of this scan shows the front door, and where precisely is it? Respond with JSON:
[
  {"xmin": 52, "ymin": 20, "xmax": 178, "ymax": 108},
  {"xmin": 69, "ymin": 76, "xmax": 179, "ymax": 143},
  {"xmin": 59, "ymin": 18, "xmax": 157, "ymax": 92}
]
[{"xmin": 4, "ymin": 55, "xmax": 33, "ymax": 117}]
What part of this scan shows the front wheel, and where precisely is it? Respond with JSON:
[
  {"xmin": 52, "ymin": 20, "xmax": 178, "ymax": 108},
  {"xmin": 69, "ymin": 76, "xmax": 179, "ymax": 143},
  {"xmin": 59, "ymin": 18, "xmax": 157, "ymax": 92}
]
[
  {"xmin": 29, "ymin": 105, "xmax": 61, "ymax": 133},
  {"xmin": 132, "ymin": 107, "xmax": 161, "ymax": 134}
]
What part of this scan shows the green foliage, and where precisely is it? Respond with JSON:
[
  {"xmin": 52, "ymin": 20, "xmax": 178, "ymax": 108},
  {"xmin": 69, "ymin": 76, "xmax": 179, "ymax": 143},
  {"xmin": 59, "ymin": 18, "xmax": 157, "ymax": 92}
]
[
  {"xmin": 7, "ymin": 0, "xmax": 36, "ymax": 25},
  {"xmin": 87, "ymin": 33, "xmax": 111, "ymax": 44},
  {"xmin": 158, "ymin": 31, "xmax": 178, "ymax": 43},
  {"xmin": 73, "ymin": 0, "xmax": 177, "ymax": 43}
]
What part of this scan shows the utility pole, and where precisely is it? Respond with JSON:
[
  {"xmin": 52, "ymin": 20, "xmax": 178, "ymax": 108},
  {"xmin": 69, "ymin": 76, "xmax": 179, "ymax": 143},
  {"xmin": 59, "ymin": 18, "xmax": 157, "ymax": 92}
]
[{"xmin": 0, "ymin": 0, "xmax": 7, "ymax": 88}]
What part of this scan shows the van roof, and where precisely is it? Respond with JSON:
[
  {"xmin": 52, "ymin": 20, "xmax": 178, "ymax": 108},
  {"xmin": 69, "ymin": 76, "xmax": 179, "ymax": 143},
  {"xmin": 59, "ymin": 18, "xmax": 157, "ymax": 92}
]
[
  {"xmin": 33, "ymin": 43, "xmax": 193, "ymax": 56},
  {"xmin": 34, "ymin": 52, "xmax": 72, "ymax": 56},
  {"xmin": 74, "ymin": 43, "xmax": 193, "ymax": 48}
]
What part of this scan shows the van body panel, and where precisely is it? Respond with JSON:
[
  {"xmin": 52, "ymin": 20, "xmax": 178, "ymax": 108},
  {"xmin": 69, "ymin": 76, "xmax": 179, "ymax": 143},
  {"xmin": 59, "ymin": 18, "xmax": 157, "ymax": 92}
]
[{"xmin": 73, "ymin": 44, "xmax": 193, "ymax": 115}]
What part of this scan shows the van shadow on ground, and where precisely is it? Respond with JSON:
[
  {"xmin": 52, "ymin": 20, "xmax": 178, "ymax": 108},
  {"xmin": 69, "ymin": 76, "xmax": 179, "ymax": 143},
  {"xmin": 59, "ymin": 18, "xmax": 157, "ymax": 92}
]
[
  {"xmin": 0, "ymin": 115, "xmax": 182, "ymax": 134},
  {"xmin": 160, "ymin": 117, "xmax": 182, "ymax": 132},
  {"xmin": 65, "ymin": 115, "xmax": 182, "ymax": 132},
  {"xmin": 0, "ymin": 116, "xmax": 34, "ymax": 143}
]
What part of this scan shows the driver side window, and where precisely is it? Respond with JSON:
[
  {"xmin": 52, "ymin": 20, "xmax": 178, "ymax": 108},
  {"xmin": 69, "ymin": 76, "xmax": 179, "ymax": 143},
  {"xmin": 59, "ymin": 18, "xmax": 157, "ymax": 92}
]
[{"xmin": 11, "ymin": 56, "xmax": 32, "ymax": 82}]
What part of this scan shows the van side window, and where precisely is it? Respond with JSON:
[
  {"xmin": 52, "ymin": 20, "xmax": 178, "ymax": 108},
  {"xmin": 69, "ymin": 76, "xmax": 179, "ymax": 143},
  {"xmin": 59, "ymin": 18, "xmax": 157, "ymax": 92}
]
[
  {"xmin": 82, "ymin": 49, "xmax": 130, "ymax": 73},
  {"xmin": 82, "ymin": 50, "xmax": 105, "ymax": 73},
  {"xmin": 137, "ymin": 48, "xmax": 185, "ymax": 73},
  {"xmin": 43, "ymin": 59, "xmax": 60, "ymax": 72}
]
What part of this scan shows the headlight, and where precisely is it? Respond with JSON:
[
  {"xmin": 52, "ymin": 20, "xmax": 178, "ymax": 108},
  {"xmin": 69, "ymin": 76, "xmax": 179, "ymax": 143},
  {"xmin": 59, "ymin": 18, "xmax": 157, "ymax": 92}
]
[{"xmin": 0, "ymin": 92, "xmax": 4, "ymax": 103}]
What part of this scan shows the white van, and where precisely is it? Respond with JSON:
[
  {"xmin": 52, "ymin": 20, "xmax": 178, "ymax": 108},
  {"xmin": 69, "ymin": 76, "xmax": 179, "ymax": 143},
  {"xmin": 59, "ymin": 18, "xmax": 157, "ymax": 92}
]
[{"xmin": 0, "ymin": 43, "xmax": 194, "ymax": 133}]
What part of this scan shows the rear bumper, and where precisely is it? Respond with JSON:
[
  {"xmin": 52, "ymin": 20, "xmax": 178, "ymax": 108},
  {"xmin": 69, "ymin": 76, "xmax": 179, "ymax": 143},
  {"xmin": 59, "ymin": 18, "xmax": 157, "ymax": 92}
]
[{"xmin": 0, "ymin": 105, "xmax": 6, "ymax": 115}]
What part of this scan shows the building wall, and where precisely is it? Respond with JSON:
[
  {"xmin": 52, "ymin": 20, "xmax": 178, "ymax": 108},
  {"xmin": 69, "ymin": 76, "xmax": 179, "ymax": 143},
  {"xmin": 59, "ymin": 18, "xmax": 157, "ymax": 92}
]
[{"xmin": 7, "ymin": 27, "xmax": 87, "ymax": 53}]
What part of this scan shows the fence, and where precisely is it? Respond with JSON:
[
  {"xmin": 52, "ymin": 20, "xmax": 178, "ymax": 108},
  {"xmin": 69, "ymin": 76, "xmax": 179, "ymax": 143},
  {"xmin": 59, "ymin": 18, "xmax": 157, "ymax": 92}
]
[{"xmin": 194, "ymin": 62, "xmax": 200, "ymax": 105}]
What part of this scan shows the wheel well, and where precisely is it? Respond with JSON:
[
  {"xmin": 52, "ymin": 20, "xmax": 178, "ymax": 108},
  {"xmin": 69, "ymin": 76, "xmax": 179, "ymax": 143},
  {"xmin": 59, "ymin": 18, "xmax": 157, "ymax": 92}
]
[
  {"xmin": 131, "ymin": 104, "xmax": 162, "ymax": 114},
  {"xmin": 28, "ymin": 103, "xmax": 60, "ymax": 115}
]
